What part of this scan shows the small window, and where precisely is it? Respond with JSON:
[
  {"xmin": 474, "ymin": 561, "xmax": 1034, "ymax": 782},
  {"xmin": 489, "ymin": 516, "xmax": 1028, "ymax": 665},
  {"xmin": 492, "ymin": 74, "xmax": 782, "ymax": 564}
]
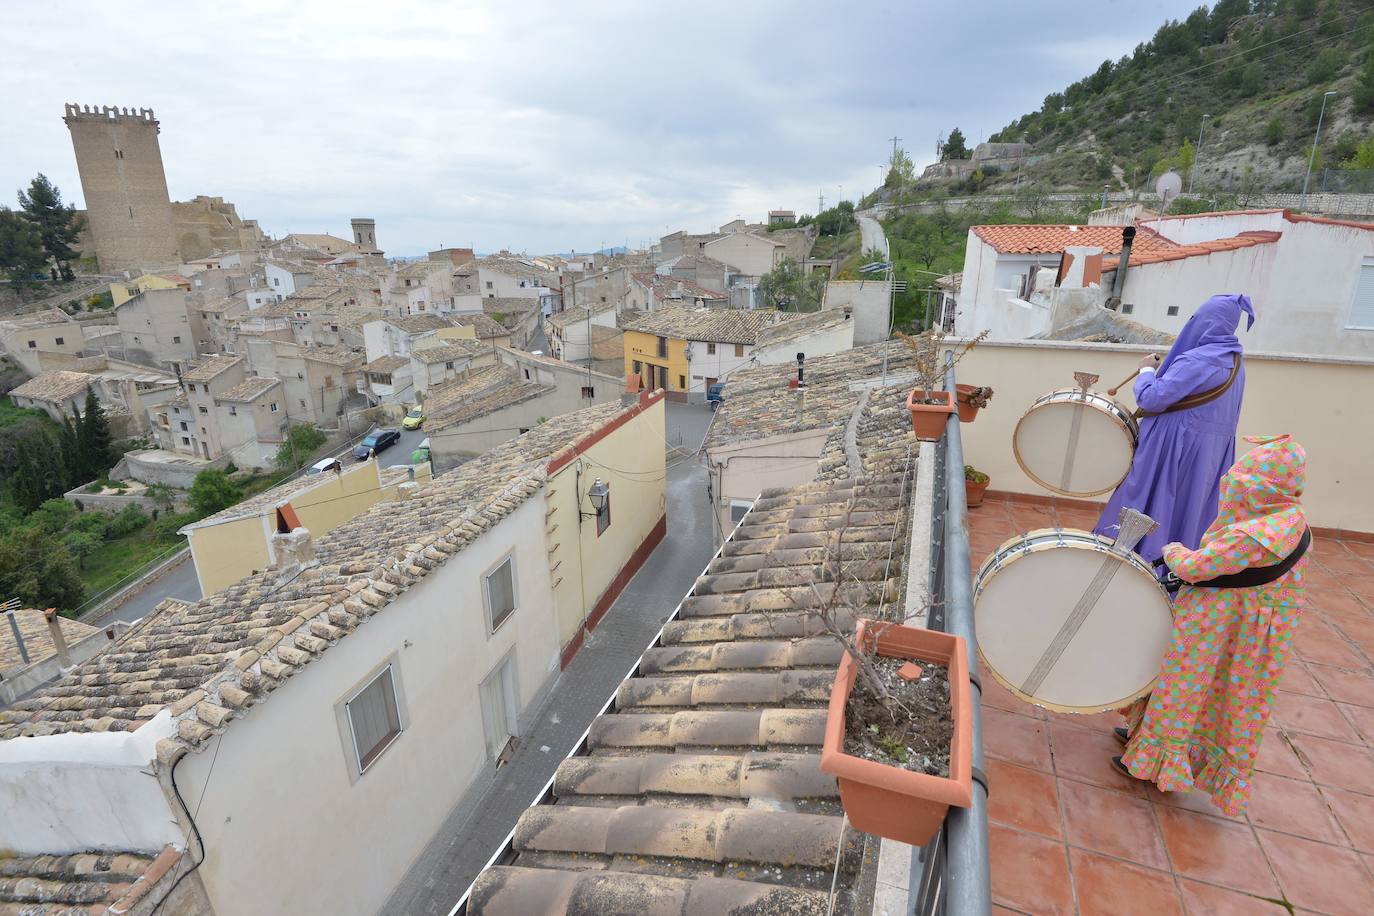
[
  {"xmin": 173, "ymin": 335, "xmax": 181, "ymax": 344},
  {"xmin": 297, "ymin": 372, "xmax": 304, "ymax": 380},
  {"xmin": 181, "ymin": 436, "xmax": 190, "ymax": 445},
  {"xmin": 26, "ymin": 340, "xmax": 35, "ymax": 349},
  {"xmin": 734, "ymin": 344, "xmax": 744, "ymax": 357},
  {"xmin": 633, "ymin": 360, "xmax": 642, "ymax": 374},
  {"xmin": 524, "ymin": 369, "xmax": 531, "ymax": 380},
  {"xmin": 1166, "ymin": 306, "xmax": 1179, "ymax": 317},
  {"xmin": 1121, "ymin": 304, "xmax": 1134, "ymax": 315},
  {"xmin": 330, "ymin": 324, "xmax": 339, "ymax": 332},
  {"xmin": 485, "ymin": 281, "xmax": 493, "ymax": 290},
  {"xmin": 581, "ymin": 385, "xmax": 594, "ymax": 398},
  {"xmin": 198, "ymin": 405, "xmax": 208, "ymax": 414},
  {"xmin": 484, "ymin": 556, "xmax": 517, "ymax": 632},
  {"xmin": 730, "ymin": 500, "xmax": 754, "ymax": 524},
  {"xmin": 55, "ymin": 336, "xmax": 64, "ymax": 345},
  {"xmin": 228, "ymin": 405, "xmax": 237, "ymax": 416},
  {"xmin": 346, "ymin": 666, "xmax": 402, "ymax": 773},
  {"xmin": 679, "ymin": 374, "xmax": 686, "ymax": 389},
  {"xmin": 706, "ymin": 342, "xmax": 716, "ymax": 355},
  {"xmin": 270, "ymin": 403, "xmax": 279, "ymax": 412},
  {"xmin": 179, "ymin": 421, "xmax": 187, "ymax": 431},
  {"xmin": 445, "ymin": 361, "xmax": 454, "ymax": 370},
  {"xmin": 299, "ymin": 399, "xmax": 306, "ymax": 408}
]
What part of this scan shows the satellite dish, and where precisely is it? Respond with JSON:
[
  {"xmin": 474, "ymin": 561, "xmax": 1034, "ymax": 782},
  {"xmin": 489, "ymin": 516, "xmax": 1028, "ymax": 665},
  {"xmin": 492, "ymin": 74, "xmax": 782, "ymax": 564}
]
[{"xmin": 1156, "ymin": 171, "xmax": 1183, "ymax": 206}]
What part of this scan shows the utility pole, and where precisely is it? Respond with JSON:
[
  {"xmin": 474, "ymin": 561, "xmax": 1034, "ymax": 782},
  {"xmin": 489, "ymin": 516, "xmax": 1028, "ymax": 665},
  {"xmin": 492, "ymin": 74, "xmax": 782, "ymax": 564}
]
[
  {"xmin": 818, "ymin": 189, "xmax": 825, "ymax": 213},
  {"xmin": 1303, "ymin": 91, "xmax": 1338, "ymax": 206},
  {"xmin": 889, "ymin": 135, "xmax": 902, "ymax": 163},
  {"xmin": 1188, "ymin": 114, "xmax": 1210, "ymax": 194}
]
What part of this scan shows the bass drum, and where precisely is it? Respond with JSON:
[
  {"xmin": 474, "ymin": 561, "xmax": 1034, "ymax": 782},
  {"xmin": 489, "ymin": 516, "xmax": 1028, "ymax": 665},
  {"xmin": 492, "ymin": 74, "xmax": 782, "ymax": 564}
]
[
  {"xmin": 1013, "ymin": 389, "xmax": 1139, "ymax": 497},
  {"xmin": 974, "ymin": 528, "xmax": 1173, "ymax": 714}
]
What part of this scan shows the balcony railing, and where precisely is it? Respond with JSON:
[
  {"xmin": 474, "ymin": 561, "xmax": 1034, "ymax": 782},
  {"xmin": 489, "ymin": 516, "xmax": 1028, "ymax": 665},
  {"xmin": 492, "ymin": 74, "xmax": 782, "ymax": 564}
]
[{"xmin": 910, "ymin": 359, "xmax": 992, "ymax": 916}]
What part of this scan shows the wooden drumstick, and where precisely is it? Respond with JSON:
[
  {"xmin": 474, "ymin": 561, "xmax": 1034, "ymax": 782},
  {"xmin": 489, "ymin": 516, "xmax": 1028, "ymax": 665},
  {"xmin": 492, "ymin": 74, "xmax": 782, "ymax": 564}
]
[{"xmin": 1106, "ymin": 369, "xmax": 1140, "ymax": 397}]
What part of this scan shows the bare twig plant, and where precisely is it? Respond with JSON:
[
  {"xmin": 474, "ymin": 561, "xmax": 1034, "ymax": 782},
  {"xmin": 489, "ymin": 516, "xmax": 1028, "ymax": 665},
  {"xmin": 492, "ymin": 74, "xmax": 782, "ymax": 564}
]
[{"xmin": 895, "ymin": 327, "xmax": 990, "ymax": 397}]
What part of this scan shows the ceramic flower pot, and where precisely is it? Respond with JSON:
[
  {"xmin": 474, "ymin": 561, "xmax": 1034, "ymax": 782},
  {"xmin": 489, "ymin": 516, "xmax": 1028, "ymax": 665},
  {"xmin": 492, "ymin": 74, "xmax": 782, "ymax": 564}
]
[
  {"xmin": 955, "ymin": 384, "xmax": 990, "ymax": 423},
  {"xmin": 906, "ymin": 389, "xmax": 956, "ymax": 441},
  {"xmin": 820, "ymin": 619, "xmax": 974, "ymax": 847},
  {"xmin": 965, "ymin": 477, "xmax": 990, "ymax": 508}
]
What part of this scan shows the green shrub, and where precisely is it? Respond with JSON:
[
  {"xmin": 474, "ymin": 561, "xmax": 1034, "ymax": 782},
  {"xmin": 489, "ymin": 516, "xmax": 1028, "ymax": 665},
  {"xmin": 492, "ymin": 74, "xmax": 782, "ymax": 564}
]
[{"xmin": 106, "ymin": 504, "xmax": 149, "ymax": 538}]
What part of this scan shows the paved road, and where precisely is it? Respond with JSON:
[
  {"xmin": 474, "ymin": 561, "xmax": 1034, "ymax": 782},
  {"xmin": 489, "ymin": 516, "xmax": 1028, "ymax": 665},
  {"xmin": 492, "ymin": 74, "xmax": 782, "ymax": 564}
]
[
  {"xmin": 382, "ymin": 401, "xmax": 715, "ymax": 916},
  {"xmin": 93, "ymin": 552, "xmax": 203, "ymax": 626},
  {"xmin": 858, "ymin": 212, "xmax": 890, "ymax": 260}
]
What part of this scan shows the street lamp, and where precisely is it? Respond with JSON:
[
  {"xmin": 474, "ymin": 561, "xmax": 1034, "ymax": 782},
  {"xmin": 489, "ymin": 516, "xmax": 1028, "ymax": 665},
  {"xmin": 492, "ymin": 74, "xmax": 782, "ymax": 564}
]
[
  {"xmin": 1303, "ymin": 91, "xmax": 1339, "ymax": 205},
  {"xmin": 1188, "ymin": 114, "xmax": 1210, "ymax": 194},
  {"xmin": 579, "ymin": 477, "xmax": 609, "ymax": 521}
]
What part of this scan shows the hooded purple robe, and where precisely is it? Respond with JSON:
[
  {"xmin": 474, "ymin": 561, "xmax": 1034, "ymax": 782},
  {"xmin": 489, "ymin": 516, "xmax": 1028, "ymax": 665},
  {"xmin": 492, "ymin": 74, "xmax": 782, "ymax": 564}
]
[{"xmin": 1093, "ymin": 293, "xmax": 1255, "ymax": 563}]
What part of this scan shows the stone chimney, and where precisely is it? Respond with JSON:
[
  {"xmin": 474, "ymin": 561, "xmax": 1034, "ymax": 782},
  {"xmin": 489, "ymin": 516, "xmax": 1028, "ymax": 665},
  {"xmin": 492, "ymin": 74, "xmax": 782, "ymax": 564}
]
[
  {"xmin": 271, "ymin": 527, "xmax": 316, "ymax": 576},
  {"xmin": 44, "ymin": 608, "xmax": 72, "ymax": 668}
]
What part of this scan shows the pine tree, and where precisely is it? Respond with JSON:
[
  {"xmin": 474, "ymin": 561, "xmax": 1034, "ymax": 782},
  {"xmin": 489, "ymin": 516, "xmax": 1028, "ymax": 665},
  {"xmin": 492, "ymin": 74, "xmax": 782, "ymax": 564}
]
[
  {"xmin": 10, "ymin": 431, "xmax": 63, "ymax": 513},
  {"xmin": 58, "ymin": 409, "xmax": 84, "ymax": 488},
  {"xmin": 0, "ymin": 207, "xmax": 47, "ymax": 289},
  {"xmin": 16, "ymin": 174, "xmax": 84, "ymax": 268},
  {"xmin": 76, "ymin": 387, "xmax": 115, "ymax": 479},
  {"xmin": 942, "ymin": 128, "xmax": 969, "ymax": 161}
]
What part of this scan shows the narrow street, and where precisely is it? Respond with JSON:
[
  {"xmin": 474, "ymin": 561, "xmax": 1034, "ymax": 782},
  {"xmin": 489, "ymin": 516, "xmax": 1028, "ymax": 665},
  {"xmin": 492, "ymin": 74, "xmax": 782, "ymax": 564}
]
[
  {"xmin": 857, "ymin": 211, "xmax": 890, "ymax": 259},
  {"xmin": 382, "ymin": 401, "xmax": 714, "ymax": 915}
]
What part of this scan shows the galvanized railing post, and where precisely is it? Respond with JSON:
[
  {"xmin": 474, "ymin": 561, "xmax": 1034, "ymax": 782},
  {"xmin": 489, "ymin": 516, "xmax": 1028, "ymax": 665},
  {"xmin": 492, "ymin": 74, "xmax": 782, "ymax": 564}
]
[{"xmin": 941, "ymin": 360, "xmax": 991, "ymax": 916}]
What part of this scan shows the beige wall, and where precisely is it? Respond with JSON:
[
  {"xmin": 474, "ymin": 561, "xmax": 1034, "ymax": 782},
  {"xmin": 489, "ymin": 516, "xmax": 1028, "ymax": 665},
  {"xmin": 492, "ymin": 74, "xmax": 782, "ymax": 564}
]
[
  {"xmin": 178, "ymin": 494, "xmax": 562, "ymax": 916},
  {"xmin": 545, "ymin": 397, "xmax": 666, "ymax": 647},
  {"xmin": 3, "ymin": 323, "xmax": 83, "ymax": 376},
  {"xmin": 951, "ymin": 339, "xmax": 1374, "ymax": 535},
  {"xmin": 706, "ymin": 429, "xmax": 832, "ymax": 541}
]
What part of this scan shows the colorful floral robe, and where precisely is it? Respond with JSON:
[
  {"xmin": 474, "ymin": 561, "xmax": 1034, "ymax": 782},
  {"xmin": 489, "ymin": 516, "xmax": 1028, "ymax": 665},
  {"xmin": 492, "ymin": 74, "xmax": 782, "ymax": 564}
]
[{"xmin": 1121, "ymin": 435, "xmax": 1308, "ymax": 816}]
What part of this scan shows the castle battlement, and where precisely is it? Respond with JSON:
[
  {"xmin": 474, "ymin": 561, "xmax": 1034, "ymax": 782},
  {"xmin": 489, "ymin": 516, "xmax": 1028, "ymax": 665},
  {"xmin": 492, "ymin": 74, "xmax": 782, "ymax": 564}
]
[{"xmin": 63, "ymin": 103, "xmax": 158, "ymax": 125}]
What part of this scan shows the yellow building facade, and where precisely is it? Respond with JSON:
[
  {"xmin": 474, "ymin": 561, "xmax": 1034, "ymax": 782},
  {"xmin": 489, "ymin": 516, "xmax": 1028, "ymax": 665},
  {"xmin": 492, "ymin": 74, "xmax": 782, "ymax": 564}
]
[
  {"xmin": 622, "ymin": 328, "xmax": 688, "ymax": 397},
  {"xmin": 110, "ymin": 272, "xmax": 190, "ymax": 307}
]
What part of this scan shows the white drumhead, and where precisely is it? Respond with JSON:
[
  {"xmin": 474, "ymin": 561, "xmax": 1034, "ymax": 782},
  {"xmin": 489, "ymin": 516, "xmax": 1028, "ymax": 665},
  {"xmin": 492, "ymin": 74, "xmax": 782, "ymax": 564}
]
[
  {"xmin": 1014, "ymin": 398, "xmax": 1134, "ymax": 497},
  {"xmin": 975, "ymin": 532, "xmax": 1173, "ymax": 713}
]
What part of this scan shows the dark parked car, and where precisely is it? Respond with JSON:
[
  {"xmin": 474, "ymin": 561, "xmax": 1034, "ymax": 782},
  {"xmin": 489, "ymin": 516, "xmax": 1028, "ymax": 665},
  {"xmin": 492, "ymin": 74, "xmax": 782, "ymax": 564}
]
[
  {"xmin": 353, "ymin": 428, "xmax": 401, "ymax": 460},
  {"xmin": 707, "ymin": 383, "xmax": 725, "ymax": 409}
]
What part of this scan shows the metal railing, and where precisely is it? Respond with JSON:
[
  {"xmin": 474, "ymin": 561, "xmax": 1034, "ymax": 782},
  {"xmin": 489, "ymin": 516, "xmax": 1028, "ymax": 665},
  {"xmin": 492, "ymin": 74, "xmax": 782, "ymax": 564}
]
[{"xmin": 910, "ymin": 360, "xmax": 992, "ymax": 916}]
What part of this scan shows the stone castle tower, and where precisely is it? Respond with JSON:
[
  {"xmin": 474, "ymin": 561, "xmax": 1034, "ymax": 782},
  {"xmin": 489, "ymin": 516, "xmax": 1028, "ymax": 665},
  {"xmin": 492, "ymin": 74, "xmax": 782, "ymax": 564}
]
[
  {"xmin": 63, "ymin": 104, "xmax": 180, "ymax": 271},
  {"xmin": 351, "ymin": 217, "xmax": 379, "ymax": 254}
]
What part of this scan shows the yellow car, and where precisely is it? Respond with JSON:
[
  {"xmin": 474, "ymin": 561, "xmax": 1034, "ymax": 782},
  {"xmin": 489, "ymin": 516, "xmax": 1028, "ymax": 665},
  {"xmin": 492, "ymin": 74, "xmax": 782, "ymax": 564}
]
[{"xmin": 401, "ymin": 406, "xmax": 426, "ymax": 430}]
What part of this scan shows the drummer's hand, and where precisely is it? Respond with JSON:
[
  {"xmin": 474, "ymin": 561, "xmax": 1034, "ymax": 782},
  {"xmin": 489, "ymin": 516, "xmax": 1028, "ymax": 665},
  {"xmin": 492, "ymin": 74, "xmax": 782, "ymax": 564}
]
[{"xmin": 1138, "ymin": 353, "xmax": 1162, "ymax": 370}]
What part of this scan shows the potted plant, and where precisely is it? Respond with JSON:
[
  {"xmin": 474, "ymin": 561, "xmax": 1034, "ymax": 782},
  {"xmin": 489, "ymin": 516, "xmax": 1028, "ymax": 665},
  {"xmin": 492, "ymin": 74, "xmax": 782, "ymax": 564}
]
[
  {"xmin": 955, "ymin": 384, "xmax": 993, "ymax": 423},
  {"xmin": 820, "ymin": 618, "xmax": 974, "ymax": 846},
  {"xmin": 964, "ymin": 464, "xmax": 990, "ymax": 507},
  {"xmin": 897, "ymin": 329, "xmax": 988, "ymax": 441}
]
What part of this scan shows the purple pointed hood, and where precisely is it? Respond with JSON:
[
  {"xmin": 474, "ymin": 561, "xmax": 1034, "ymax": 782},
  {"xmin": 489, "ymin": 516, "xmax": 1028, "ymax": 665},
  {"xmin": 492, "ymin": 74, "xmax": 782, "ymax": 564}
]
[{"xmin": 1158, "ymin": 294, "xmax": 1255, "ymax": 376}]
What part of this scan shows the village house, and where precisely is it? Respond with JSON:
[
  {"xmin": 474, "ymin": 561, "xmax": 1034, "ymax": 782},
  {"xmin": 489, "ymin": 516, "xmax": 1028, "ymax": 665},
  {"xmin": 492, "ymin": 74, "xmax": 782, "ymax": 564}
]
[
  {"xmin": 151, "ymin": 354, "xmax": 286, "ymax": 468},
  {"xmin": 656, "ymin": 229, "xmax": 723, "ymax": 260},
  {"xmin": 110, "ymin": 272, "xmax": 192, "ymax": 307},
  {"xmin": 381, "ymin": 260, "xmax": 456, "ymax": 317},
  {"xmin": 620, "ymin": 306, "xmax": 853, "ymax": 402},
  {"xmin": 658, "ymin": 253, "xmax": 735, "ymax": 295},
  {"xmin": 114, "ymin": 286, "xmax": 201, "ymax": 368},
  {"xmin": 546, "ymin": 303, "xmax": 620, "ymax": 366},
  {"xmin": 955, "ymin": 209, "xmax": 1374, "ymax": 359},
  {"xmin": 626, "ymin": 272, "xmax": 728, "ymax": 312},
  {"xmin": 701, "ymin": 341, "xmax": 913, "ymax": 536},
  {"xmin": 0, "ymin": 394, "xmax": 667, "ymax": 916},
  {"xmin": 701, "ymin": 230, "xmax": 786, "ymax": 277},
  {"xmin": 408, "ymin": 337, "xmax": 491, "ymax": 395},
  {"xmin": 425, "ymin": 349, "xmax": 621, "ymax": 466},
  {"xmin": 241, "ymin": 339, "xmax": 365, "ymax": 427},
  {"xmin": 457, "ymin": 254, "xmax": 555, "ymax": 301},
  {"xmin": 11, "ymin": 355, "xmax": 179, "ymax": 436},
  {"xmin": 428, "ymin": 246, "xmax": 475, "ymax": 267},
  {"xmin": 0, "ymin": 607, "xmax": 127, "ymax": 707},
  {"xmin": 0, "ymin": 309, "xmax": 84, "ymax": 376},
  {"xmin": 263, "ymin": 259, "xmax": 318, "ymax": 301}
]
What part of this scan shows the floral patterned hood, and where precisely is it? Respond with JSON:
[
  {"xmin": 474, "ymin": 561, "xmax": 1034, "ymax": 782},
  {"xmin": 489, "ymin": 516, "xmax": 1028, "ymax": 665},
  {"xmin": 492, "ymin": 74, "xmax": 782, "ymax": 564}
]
[{"xmin": 1213, "ymin": 434, "xmax": 1307, "ymax": 557}]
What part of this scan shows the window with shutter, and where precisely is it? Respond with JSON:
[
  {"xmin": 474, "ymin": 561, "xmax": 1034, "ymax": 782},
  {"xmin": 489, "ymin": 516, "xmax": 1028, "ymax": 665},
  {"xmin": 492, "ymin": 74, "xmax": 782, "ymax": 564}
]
[
  {"xmin": 1348, "ymin": 258, "xmax": 1374, "ymax": 330},
  {"xmin": 484, "ymin": 556, "xmax": 517, "ymax": 632},
  {"xmin": 346, "ymin": 666, "xmax": 402, "ymax": 772}
]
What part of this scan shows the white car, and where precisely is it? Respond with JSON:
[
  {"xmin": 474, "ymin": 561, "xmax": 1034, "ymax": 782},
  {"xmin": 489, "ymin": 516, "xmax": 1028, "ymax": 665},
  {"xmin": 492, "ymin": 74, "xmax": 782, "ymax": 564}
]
[{"xmin": 306, "ymin": 457, "xmax": 343, "ymax": 475}]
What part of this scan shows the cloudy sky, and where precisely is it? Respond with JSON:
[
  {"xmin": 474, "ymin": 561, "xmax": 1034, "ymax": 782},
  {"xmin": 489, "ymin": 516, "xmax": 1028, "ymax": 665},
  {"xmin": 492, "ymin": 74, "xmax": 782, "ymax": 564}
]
[{"xmin": 4, "ymin": 0, "xmax": 1205, "ymax": 256}]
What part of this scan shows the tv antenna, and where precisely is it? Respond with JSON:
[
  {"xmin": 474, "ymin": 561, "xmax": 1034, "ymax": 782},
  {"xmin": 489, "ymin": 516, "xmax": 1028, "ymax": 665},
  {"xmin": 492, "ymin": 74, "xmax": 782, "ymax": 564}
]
[{"xmin": 1155, "ymin": 171, "xmax": 1183, "ymax": 208}]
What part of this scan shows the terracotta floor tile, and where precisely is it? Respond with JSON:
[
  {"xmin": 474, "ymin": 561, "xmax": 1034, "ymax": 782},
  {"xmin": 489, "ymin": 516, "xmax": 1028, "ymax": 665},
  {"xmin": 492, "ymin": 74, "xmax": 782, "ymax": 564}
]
[
  {"xmin": 1245, "ymin": 772, "xmax": 1343, "ymax": 844},
  {"xmin": 1346, "ymin": 574, "xmax": 1374, "ymax": 603},
  {"xmin": 1332, "ymin": 615, "xmax": 1374, "ymax": 655},
  {"xmin": 1304, "ymin": 564, "xmax": 1350, "ymax": 592},
  {"xmin": 1337, "ymin": 702, "xmax": 1374, "ymax": 745},
  {"xmin": 1147, "ymin": 784, "xmax": 1245, "ymax": 821},
  {"xmin": 991, "ymin": 907, "xmax": 1026, "ymax": 915},
  {"xmin": 1058, "ymin": 778, "xmax": 1170, "ymax": 869},
  {"xmin": 1177, "ymin": 878, "xmax": 1292, "ymax": 915},
  {"xmin": 1273, "ymin": 690, "xmax": 1364, "ymax": 742},
  {"xmin": 1324, "ymin": 786, "xmax": 1374, "ymax": 854},
  {"xmin": 1316, "ymin": 553, "xmax": 1374, "ymax": 578},
  {"xmin": 986, "ymin": 759, "xmax": 1061, "ymax": 839},
  {"xmin": 1155, "ymin": 805, "xmax": 1280, "ymax": 895},
  {"xmin": 1049, "ymin": 721, "xmax": 1146, "ymax": 796},
  {"xmin": 1254, "ymin": 728, "xmax": 1310, "ymax": 779},
  {"xmin": 988, "ymin": 823, "xmax": 1074, "ymax": 916},
  {"xmin": 1293, "ymin": 618, "xmax": 1368, "ymax": 669},
  {"xmin": 983, "ymin": 705, "xmax": 1052, "ymax": 772},
  {"xmin": 1339, "ymin": 540, "xmax": 1374, "ymax": 562},
  {"xmin": 1308, "ymin": 663, "xmax": 1374, "ymax": 707},
  {"xmin": 1288, "ymin": 732, "xmax": 1374, "ymax": 794},
  {"xmin": 981, "ymin": 675, "xmax": 1044, "ymax": 718},
  {"xmin": 1257, "ymin": 828, "xmax": 1374, "ymax": 916},
  {"xmin": 1045, "ymin": 709, "xmax": 1123, "ymax": 734},
  {"xmin": 1274, "ymin": 657, "xmax": 1322, "ymax": 696},
  {"xmin": 1316, "ymin": 590, "xmax": 1374, "ymax": 621},
  {"xmin": 1069, "ymin": 848, "xmax": 1183, "ymax": 916}
]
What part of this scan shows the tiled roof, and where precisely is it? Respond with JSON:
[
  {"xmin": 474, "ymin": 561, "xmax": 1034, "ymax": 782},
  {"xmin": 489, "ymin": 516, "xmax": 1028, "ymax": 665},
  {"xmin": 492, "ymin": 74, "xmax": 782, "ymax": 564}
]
[
  {"xmin": 364, "ymin": 355, "xmax": 408, "ymax": 374},
  {"xmin": 425, "ymin": 365, "xmax": 550, "ymax": 429},
  {"xmin": 548, "ymin": 305, "xmax": 609, "ymax": 329},
  {"xmin": 620, "ymin": 306, "xmax": 796, "ymax": 346},
  {"xmin": 300, "ymin": 345, "xmax": 364, "ymax": 367},
  {"xmin": 1101, "ymin": 230, "xmax": 1281, "ymax": 269},
  {"xmin": 0, "ymin": 846, "xmax": 182, "ymax": 913},
  {"xmin": 0, "ymin": 398, "xmax": 647, "ymax": 754},
  {"xmin": 217, "ymin": 376, "xmax": 280, "ymax": 403},
  {"xmin": 0, "ymin": 309, "xmax": 74, "ymax": 333},
  {"xmin": 284, "ymin": 233, "xmax": 358, "ymax": 253},
  {"xmin": 9, "ymin": 370, "xmax": 93, "ymax": 404},
  {"xmin": 182, "ymin": 354, "xmax": 242, "ymax": 383},
  {"xmin": 705, "ymin": 342, "xmax": 916, "ymax": 450},
  {"xmin": 633, "ymin": 272, "xmax": 729, "ymax": 302},
  {"xmin": 754, "ymin": 308, "xmax": 850, "ymax": 348},
  {"xmin": 390, "ymin": 314, "xmax": 454, "ymax": 334},
  {"xmin": 410, "ymin": 339, "xmax": 486, "ymax": 364},
  {"xmin": 264, "ymin": 258, "xmax": 316, "ymax": 274},
  {"xmin": 466, "ymin": 466, "xmax": 914, "ymax": 916},
  {"xmin": 971, "ymin": 224, "xmax": 1177, "ymax": 255},
  {"xmin": 457, "ymin": 313, "xmax": 513, "ymax": 339},
  {"xmin": 0, "ymin": 608, "xmax": 99, "ymax": 674}
]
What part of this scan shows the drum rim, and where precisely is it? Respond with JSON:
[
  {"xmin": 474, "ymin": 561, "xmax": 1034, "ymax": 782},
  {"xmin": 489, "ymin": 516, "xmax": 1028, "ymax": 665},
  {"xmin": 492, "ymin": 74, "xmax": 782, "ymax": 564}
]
[
  {"xmin": 974, "ymin": 527, "xmax": 1173, "ymax": 715},
  {"xmin": 1013, "ymin": 393, "xmax": 1139, "ymax": 498}
]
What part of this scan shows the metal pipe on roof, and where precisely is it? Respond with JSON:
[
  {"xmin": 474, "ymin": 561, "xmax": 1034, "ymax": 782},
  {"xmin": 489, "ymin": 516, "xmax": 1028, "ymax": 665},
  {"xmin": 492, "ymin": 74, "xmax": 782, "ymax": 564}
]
[
  {"xmin": 940, "ymin": 357, "xmax": 992, "ymax": 916},
  {"xmin": 1108, "ymin": 225, "xmax": 1136, "ymax": 307},
  {"xmin": 5, "ymin": 607, "xmax": 29, "ymax": 665}
]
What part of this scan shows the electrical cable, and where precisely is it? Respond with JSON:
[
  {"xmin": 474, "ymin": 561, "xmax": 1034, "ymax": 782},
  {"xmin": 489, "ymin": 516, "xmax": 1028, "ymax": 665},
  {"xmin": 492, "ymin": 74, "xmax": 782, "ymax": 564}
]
[{"xmin": 148, "ymin": 730, "xmax": 221, "ymax": 914}]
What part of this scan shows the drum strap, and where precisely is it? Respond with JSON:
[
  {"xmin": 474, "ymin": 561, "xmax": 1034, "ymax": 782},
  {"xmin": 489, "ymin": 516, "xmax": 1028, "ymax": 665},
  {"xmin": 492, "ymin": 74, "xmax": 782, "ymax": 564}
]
[
  {"xmin": 1164, "ymin": 527, "xmax": 1311, "ymax": 593},
  {"xmin": 1020, "ymin": 552, "xmax": 1124, "ymax": 697},
  {"xmin": 1134, "ymin": 353, "xmax": 1240, "ymax": 420}
]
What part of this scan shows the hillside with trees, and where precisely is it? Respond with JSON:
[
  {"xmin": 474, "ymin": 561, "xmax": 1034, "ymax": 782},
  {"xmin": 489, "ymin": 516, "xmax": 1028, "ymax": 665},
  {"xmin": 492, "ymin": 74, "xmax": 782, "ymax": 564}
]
[{"xmin": 907, "ymin": 1, "xmax": 1374, "ymax": 201}]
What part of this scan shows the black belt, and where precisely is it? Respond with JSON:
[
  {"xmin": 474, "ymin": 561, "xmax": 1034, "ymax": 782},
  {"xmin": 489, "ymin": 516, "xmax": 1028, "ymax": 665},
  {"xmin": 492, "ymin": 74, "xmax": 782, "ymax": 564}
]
[{"xmin": 1162, "ymin": 528, "xmax": 1310, "ymax": 594}]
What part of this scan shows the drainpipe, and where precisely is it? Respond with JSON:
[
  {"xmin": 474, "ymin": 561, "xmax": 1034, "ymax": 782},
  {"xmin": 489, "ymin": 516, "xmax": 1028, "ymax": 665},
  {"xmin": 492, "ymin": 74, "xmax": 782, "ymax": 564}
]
[
  {"xmin": 1108, "ymin": 226, "xmax": 1135, "ymax": 309},
  {"xmin": 5, "ymin": 609, "xmax": 28, "ymax": 665}
]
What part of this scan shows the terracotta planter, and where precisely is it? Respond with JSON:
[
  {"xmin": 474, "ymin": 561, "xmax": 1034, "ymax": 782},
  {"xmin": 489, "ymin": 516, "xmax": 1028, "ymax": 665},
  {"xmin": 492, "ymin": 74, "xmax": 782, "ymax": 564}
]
[
  {"xmin": 965, "ymin": 477, "xmax": 989, "ymax": 508},
  {"xmin": 906, "ymin": 389, "xmax": 956, "ymax": 441},
  {"xmin": 820, "ymin": 619, "xmax": 973, "ymax": 846},
  {"xmin": 955, "ymin": 384, "xmax": 988, "ymax": 423}
]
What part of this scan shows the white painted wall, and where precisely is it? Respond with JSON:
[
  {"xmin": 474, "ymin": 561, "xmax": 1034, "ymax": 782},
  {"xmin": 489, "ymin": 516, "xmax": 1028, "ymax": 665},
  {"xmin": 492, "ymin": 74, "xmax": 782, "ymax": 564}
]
[
  {"xmin": 704, "ymin": 233, "xmax": 783, "ymax": 276},
  {"xmin": 955, "ymin": 235, "xmax": 1059, "ymax": 339},
  {"xmin": 706, "ymin": 430, "xmax": 832, "ymax": 543},
  {"xmin": 0, "ymin": 713, "xmax": 180, "ymax": 855},
  {"xmin": 753, "ymin": 320, "xmax": 856, "ymax": 366},
  {"xmin": 178, "ymin": 495, "xmax": 562, "ymax": 916},
  {"xmin": 684, "ymin": 341, "xmax": 754, "ymax": 398},
  {"xmin": 823, "ymin": 280, "xmax": 890, "ymax": 344}
]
